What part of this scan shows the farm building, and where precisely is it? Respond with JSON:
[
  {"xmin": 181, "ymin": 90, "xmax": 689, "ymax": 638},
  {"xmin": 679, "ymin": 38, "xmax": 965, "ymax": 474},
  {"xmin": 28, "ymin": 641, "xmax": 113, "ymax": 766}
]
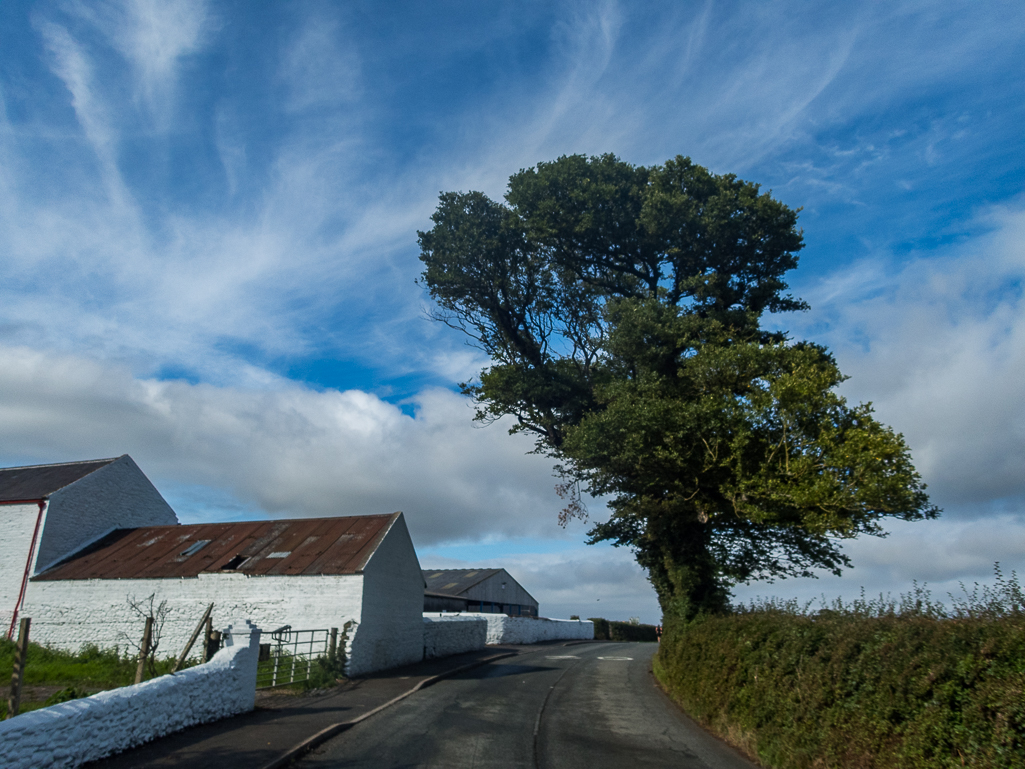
[
  {"xmin": 423, "ymin": 568, "xmax": 539, "ymax": 616},
  {"xmin": 1, "ymin": 456, "xmax": 426, "ymax": 676},
  {"xmin": 1, "ymin": 456, "xmax": 179, "ymax": 637}
]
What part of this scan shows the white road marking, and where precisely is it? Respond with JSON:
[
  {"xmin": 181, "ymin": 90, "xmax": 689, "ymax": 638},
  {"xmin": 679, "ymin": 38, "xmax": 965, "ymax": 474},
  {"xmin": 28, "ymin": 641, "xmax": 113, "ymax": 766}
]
[
  {"xmin": 597, "ymin": 656, "xmax": 633, "ymax": 660},
  {"xmin": 545, "ymin": 655, "xmax": 580, "ymax": 659}
]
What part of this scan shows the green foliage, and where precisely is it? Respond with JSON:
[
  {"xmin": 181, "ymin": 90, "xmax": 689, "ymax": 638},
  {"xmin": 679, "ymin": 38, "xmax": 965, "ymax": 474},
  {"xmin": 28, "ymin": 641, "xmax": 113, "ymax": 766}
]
[
  {"xmin": 304, "ymin": 653, "xmax": 347, "ymax": 690},
  {"xmin": 0, "ymin": 640, "xmax": 183, "ymax": 718},
  {"xmin": 419, "ymin": 153, "xmax": 937, "ymax": 619},
  {"xmin": 0, "ymin": 640, "xmax": 178, "ymax": 688},
  {"xmin": 655, "ymin": 570, "xmax": 1025, "ymax": 768},
  {"xmin": 589, "ymin": 617, "xmax": 659, "ymax": 642}
]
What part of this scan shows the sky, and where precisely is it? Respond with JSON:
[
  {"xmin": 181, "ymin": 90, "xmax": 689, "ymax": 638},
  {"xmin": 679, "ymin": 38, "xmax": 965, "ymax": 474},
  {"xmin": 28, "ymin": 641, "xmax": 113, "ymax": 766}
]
[{"xmin": 1, "ymin": 0, "xmax": 1023, "ymax": 624}]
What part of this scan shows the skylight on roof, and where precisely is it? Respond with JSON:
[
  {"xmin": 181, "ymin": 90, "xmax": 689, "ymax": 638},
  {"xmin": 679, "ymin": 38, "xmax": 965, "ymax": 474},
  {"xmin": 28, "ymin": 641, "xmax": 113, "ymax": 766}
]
[
  {"xmin": 180, "ymin": 540, "xmax": 211, "ymax": 557},
  {"xmin": 221, "ymin": 555, "xmax": 250, "ymax": 571},
  {"xmin": 265, "ymin": 551, "xmax": 291, "ymax": 559}
]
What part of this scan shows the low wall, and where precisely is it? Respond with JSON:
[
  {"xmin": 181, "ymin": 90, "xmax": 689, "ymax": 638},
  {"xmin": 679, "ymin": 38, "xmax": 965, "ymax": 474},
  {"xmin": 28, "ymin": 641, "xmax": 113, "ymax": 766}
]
[
  {"xmin": 0, "ymin": 621, "xmax": 261, "ymax": 769},
  {"xmin": 422, "ymin": 614, "xmax": 487, "ymax": 659},
  {"xmin": 463, "ymin": 614, "xmax": 594, "ymax": 645}
]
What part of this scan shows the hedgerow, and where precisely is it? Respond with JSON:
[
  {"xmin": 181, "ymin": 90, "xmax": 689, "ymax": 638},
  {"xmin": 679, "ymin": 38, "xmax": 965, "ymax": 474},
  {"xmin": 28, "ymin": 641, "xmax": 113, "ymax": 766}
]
[{"xmin": 654, "ymin": 568, "xmax": 1025, "ymax": 768}]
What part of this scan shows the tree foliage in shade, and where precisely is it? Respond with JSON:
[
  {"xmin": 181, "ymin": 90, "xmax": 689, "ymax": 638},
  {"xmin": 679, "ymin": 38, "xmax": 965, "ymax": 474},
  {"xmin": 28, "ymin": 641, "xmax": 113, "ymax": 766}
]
[{"xmin": 418, "ymin": 153, "xmax": 938, "ymax": 620}]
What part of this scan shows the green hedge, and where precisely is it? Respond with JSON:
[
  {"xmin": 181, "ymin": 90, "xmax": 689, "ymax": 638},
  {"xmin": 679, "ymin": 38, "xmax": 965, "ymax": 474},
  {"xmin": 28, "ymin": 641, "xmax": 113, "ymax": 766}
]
[
  {"xmin": 589, "ymin": 618, "xmax": 659, "ymax": 642},
  {"xmin": 654, "ymin": 577, "xmax": 1025, "ymax": 768}
]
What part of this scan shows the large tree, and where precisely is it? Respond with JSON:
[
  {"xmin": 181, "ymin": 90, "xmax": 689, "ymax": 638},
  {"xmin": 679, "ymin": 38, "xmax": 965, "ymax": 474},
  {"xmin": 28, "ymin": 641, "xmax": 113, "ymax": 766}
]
[{"xmin": 418, "ymin": 154, "xmax": 937, "ymax": 621}]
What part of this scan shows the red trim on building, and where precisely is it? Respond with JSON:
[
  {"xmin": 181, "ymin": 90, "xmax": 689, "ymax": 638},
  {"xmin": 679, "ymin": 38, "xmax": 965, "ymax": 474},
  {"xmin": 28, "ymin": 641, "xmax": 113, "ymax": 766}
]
[{"xmin": 8, "ymin": 499, "xmax": 46, "ymax": 639}]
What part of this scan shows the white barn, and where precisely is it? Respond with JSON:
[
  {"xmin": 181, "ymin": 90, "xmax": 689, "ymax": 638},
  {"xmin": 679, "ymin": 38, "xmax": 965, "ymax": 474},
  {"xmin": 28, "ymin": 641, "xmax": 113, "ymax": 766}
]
[
  {"xmin": 2, "ymin": 457, "xmax": 426, "ymax": 676},
  {"xmin": 1, "ymin": 456, "xmax": 179, "ymax": 638}
]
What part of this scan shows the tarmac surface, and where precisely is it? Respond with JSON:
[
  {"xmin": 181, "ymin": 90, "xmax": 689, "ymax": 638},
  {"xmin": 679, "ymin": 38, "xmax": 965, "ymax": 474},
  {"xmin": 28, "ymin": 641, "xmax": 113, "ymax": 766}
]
[
  {"xmin": 83, "ymin": 641, "xmax": 759, "ymax": 769},
  {"xmin": 298, "ymin": 642, "xmax": 759, "ymax": 769},
  {"xmin": 83, "ymin": 645, "xmax": 525, "ymax": 769}
]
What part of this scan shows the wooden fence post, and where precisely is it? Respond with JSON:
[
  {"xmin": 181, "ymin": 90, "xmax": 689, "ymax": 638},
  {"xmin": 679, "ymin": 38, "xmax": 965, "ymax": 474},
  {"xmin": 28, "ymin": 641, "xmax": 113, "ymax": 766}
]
[
  {"xmin": 135, "ymin": 616, "xmax": 154, "ymax": 685},
  {"xmin": 206, "ymin": 630, "xmax": 222, "ymax": 662},
  {"xmin": 172, "ymin": 603, "xmax": 214, "ymax": 672},
  {"xmin": 201, "ymin": 615, "xmax": 214, "ymax": 663},
  {"xmin": 329, "ymin": 627, "xmax": 338, "ymax": 662},
  {"xmin": 6, "ymin": 617, "xmax": 30, "ymax": 719}
]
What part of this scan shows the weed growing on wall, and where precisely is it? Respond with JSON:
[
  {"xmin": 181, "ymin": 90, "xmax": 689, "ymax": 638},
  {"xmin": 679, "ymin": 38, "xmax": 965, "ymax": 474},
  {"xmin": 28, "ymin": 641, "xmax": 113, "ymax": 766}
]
[{"xmin": 655, "ymin": 567, "xmax": 1025, "ymax": 769}]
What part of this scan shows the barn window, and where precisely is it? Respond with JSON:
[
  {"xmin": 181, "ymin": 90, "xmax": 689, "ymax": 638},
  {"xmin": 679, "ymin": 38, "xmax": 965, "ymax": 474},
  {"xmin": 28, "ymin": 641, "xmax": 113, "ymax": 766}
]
[
  {"xmin": 179, "ymin": 540, "xmax": 211, "ymax": 557},
  {"xmin": 221, "ymin": 555, "xmax": 250, "ymax": 570}
]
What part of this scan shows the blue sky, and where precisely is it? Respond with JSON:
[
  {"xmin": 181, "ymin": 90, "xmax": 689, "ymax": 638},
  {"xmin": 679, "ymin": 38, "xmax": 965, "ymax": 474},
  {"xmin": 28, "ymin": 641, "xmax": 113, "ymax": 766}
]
[{"xmin": 1, "ymin": 1, "xmax": 1023, "ymax": 622}]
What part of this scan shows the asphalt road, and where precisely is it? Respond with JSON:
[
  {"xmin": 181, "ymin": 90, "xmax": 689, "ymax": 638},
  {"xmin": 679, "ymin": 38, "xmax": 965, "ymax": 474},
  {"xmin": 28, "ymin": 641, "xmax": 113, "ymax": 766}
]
[{"xmin": 298, "ymin": 642, "xmax": 759, "ymax": 769}]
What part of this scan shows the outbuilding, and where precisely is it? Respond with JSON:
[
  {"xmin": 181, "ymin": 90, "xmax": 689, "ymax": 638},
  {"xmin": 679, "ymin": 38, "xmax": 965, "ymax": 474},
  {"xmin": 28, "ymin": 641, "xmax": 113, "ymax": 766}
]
[
  {"xmin": 1, "ymin": 456, "xmax": 427, "ymax": 676},
  {"xmin": 423, "ymin": 568, "xmax": 539, "ymax": 616},
  {"xmin": 1, "ymin": 456, "xmax": 179, "ymax": 638}
]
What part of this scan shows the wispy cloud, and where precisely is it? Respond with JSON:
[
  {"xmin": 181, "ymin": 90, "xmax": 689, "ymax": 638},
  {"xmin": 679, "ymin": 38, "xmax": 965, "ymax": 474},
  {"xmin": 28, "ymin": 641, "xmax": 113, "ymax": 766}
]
[
  {"xmin": 1, "ymin": 1, "xmax": 1023, "ymax": 616},
  {"xmin": 279, "ymin": 8, "xmax": 362, "ymax": 113}
]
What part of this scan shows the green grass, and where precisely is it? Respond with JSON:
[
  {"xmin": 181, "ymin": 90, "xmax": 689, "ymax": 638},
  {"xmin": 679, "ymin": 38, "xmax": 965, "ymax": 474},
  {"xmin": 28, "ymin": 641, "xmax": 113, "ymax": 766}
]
[{"xmin": 0, "ymin": 639, "xmax": 186, "ymax": 719}]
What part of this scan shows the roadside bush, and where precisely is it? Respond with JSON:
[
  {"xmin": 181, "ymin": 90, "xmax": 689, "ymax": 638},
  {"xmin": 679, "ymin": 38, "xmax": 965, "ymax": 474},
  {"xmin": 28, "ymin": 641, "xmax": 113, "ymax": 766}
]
[
  {"xmin": 654, "ymin": 569, "xmax": 1025, "ymax": 768},
  {"xmin": 589, "ymin": 617, "xmax": 659, "ymax": 642}
]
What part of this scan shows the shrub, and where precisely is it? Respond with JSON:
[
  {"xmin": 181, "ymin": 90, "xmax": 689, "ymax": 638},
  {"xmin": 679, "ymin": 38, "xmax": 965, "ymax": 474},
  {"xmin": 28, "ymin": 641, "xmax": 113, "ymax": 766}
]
[
  {"xmin": 589, "ymin": 617, "xmax": 659, "ymax": 642},
  {"xmin": 654, "ymin": 569, "xmax": 1025, "ymax": 768}
]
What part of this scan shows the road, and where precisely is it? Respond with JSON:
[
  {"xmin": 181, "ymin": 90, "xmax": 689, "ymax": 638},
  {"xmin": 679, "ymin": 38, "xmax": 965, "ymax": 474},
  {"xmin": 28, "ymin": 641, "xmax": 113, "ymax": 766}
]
[{"xmin": 298, "ymin": 642, "xmax": 759, "ymax": 769}]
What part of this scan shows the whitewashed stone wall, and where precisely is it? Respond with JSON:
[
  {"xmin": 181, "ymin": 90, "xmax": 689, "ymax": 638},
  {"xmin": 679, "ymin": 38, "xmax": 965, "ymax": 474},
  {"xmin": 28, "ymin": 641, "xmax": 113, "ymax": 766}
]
[
  {"xmin": 470, "ymin": 614, "xmax": 594, "ymax": 644},
  {"xmin": 348, "ymin": 514, "xmax": 425, "ymax": 676},
  {"xmin": 0, "ymin": 502, "xmax": 44, "ymax": 633},
  {"xmin": 22, "ymin": 573, "xmax": 364, "ymax": 666},
  {"xmin": 422, "ymin": 614, "xmax": 487, "ymax": 659},
  {"xmin": 0, "ymin": 621, "xmax": 260, "ymax": 769}
]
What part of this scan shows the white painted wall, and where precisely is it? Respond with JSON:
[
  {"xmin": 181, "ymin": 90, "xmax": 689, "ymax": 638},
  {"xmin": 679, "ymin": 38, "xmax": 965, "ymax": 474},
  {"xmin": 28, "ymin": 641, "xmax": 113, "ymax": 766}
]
[
  {"xmin": 467, "ymin": 614, "xmax": 594, "ymax": 644},
  {"xmin": 3, "ymin": 456, "xmax": 178, "ymax": 634},
  {"xmin": 351, "ymin": 514, "xmax": 425, "ymax": 676},
  {"xmin": 422, "ymin": 614, "xmax": 487, "ymax": 658},
  {"xmin": 0, "ymin": 620, "xmax": 260, "ymax": 769},
  {"xmin": 0, "ymin": 502, "xmax": 44, "ymax": 633},
  {"xmin": 34, "ymin": 456, "xmax": 179, "ymax": 574},
  {"xmin": 22, "ymin": 573, "xmax": 364, "ymax": 665},
  {"xmin": 21, "ymin": 515, "xmax": 424, "ymax": 676}
]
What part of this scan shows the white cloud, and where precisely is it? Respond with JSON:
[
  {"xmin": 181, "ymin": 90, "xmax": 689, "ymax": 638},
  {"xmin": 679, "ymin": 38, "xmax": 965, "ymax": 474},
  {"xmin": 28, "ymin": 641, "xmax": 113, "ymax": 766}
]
[
  {"xmin": 103, "ymin": 0, "xmax": 209, "ymax": 123},
  {"xmin": 279, "ymin": 10, "xmax": 362, "ymax": 112},
  {"xmin": 0, "ymin": 344, "xmax": 570, "ymax": 547},
  {"xmin": 797, "ymin": 203, "xmax": 1025, "ymax": 511}
]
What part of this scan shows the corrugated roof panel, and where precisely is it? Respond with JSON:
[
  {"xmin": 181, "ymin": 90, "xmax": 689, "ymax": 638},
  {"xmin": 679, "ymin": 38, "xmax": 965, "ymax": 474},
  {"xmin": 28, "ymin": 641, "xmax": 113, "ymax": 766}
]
[
  {"xmin": 422, "ymin": 568, "xmax": 501, "ymax": 596},
  {"xmin": 33, "ymin": 514, "xmax": 399, "ymax": 581},
  {"xmin": 272, "ymin": 518, "xmax": 350, "ymax": 575},
  {"xmin": 304, "ymin": 514, "xmax": 395, "ymax": 575},
  {"xmin": 0, "ymin": 458, "xmax": 118, "ymax": 502}
]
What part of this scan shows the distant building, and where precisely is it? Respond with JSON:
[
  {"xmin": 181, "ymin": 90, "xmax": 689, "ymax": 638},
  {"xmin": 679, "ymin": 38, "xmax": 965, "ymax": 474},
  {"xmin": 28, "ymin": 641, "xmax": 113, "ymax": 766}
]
[{"xmin": 423, "ymin": 568, "xmax": 538, "ymax": 616}]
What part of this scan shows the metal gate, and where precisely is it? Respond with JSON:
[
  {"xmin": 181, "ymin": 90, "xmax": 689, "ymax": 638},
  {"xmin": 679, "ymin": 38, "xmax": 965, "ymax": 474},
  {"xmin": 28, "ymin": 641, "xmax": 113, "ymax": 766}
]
[{"xmin": 255, "ymin": 626, "xmax": 331, "ymax": 689}]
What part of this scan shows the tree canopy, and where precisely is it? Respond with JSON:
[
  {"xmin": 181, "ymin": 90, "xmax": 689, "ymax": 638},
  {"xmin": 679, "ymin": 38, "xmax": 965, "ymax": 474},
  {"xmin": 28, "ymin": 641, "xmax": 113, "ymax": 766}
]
[{"xmin": 418, "ymin": 153, "xmax": 938, "ymax": 620}]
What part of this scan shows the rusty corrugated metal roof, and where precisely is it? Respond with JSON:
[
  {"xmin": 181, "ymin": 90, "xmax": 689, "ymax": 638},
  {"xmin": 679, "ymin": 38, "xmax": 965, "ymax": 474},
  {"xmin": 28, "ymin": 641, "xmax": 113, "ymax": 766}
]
[
  {"xmin": 0, "ymin": 457, "xmax": 119, "ymax": 503},
  {"xmin": 33, "ymin": 512, "xmax": 401, "ymax": 581}
]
